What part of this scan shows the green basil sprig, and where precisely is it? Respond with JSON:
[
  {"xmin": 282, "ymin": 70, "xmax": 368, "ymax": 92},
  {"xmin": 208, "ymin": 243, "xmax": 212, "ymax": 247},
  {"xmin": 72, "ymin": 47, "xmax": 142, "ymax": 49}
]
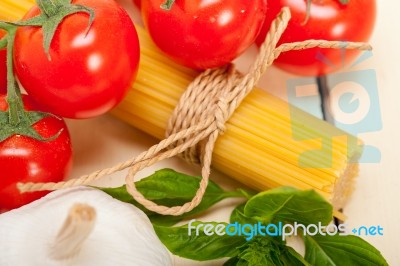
[
  {"xmin": 101, "ymin": 168, "xmax": 253, "ymax": 226},
  {"xmin": 304, "ymin": 234, "xmax": 387, "ymax": 265},
  {"xmin": 243, "ymin": 187, "xmax": 333, "ymax": 225},
  {"xmin": 101, "ymin": 168, "xmax": 388, "ymax": 265},
  {"xmin": 154, "ymin": 222, "xmax": 246, "ymax": 261}
]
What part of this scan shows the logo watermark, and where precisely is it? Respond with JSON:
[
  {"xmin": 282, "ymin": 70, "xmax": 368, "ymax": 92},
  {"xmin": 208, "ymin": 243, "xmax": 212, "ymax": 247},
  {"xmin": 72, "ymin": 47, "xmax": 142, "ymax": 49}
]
[
  {"xmin": 287, "ymin": 51, "xmax": 382, "ymax": 167},
  {"xmin": 352, "ymin": 225, "xmax": 384, "ymax": 237},
  {"xmin": 188, "ymin": 219, "xmax": 384, "ymax": 241}
]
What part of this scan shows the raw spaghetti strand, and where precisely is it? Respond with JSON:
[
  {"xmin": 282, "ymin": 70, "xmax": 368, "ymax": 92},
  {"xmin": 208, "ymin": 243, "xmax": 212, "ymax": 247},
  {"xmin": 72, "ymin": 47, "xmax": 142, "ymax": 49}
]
[{"xmin": 17, "ymin": 7, "xmax": 371, "ymax": 215}]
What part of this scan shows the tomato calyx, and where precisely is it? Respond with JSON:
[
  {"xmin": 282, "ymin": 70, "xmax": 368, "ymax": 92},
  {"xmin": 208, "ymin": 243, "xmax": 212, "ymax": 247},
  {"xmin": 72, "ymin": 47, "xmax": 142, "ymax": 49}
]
[
  {"xmin": 0, "ymin": 98, "xmax": 63, "ymax": 143},
  {"xmin": 0, "ymin": 22, "xmax": 62, "ymax": 143},
  {"xmin": 160, "ymin": 0, "xmax": 176, "ymax": 10},
  {"xmin": 9, "ymin": 0, "xmax": 94, "ymax": 59}
]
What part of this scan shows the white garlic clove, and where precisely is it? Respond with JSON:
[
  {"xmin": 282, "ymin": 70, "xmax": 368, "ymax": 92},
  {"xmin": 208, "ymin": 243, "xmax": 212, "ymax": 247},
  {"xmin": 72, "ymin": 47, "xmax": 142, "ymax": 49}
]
[
  {"xmin": 0, "ymin": 187, "xmax": 172, "ymax": 266},
  {"xmin": 49, "ymin": 203, "xmax": 97, "ymax": 261}
]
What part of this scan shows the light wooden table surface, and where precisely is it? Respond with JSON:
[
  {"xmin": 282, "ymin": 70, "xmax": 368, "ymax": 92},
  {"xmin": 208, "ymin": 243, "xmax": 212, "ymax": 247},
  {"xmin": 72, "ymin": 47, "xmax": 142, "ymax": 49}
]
[{"xmin": 66, "ymin": 1, "xmax": 400, "ymax": 265}]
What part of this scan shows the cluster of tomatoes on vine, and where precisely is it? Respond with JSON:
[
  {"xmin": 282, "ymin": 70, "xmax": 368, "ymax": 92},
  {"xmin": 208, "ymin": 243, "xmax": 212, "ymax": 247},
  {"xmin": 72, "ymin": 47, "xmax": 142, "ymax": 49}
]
[{"xmin": 0, "ymin": 0, "xmax": 375, "ymax": 211}]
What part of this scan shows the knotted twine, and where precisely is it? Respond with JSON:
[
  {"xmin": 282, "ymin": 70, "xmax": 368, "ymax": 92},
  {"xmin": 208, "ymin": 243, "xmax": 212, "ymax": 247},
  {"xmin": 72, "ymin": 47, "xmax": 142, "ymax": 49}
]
[{"xmin": 17, "ymin": 8, "xmax": 372, "ymax": 216}]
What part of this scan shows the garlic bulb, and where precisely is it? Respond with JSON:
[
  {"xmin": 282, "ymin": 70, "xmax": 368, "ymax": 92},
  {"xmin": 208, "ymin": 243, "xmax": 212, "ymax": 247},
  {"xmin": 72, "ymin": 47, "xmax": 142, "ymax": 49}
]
[{"xmin": 0, "ymin": 187, "xmax": 172, "ymax": 266}]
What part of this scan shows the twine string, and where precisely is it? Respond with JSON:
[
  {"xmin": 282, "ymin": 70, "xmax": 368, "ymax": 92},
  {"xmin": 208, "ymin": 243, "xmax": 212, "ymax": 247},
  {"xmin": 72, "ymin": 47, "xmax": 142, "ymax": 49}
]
[{"xmin": 17, "ymin": 7, "xmax": 372, "ymax": 216}]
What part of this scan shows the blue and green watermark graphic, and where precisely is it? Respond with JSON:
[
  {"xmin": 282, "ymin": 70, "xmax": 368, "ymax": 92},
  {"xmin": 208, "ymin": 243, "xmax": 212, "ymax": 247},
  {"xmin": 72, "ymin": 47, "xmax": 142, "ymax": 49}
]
[
  {"xmin": 287, "ymin": 50, "xmax": 382, "ymax": 167},
  {"xmin": 188, "ymin": 219, "xmax": 384, "ymax": 241}
]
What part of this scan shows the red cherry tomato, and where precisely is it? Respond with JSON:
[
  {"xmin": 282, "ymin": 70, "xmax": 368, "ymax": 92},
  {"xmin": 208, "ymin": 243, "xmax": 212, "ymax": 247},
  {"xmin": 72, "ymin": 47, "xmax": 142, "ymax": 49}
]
[
  {"xmin": 141, "ymin": 0, "xmax": 267, "ymax": 69},
  {"xmin": 0, "ymin": 31, "xmax": 6, "ymax": 94},
  {"xmin": 256, "ymin": 0, "xmax": 376, "ymax": 76},
  {"xmin": 0, "ymin": 94, "xmax": 73, "ymax": 212},
  {"xmin": 13, "ymin": 0, "xmax": 140, "ymax": 119},
  {"xmin": 133, "ymin": 0, "xmax": 141, "ymax": 9}
]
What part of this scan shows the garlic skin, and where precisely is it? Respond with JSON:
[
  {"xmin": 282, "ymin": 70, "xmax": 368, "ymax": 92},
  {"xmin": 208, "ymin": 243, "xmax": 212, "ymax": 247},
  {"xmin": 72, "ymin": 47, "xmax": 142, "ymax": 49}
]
[{"xmin": 0, "ymin": 187, "xmax": 172, "ymax": 266}]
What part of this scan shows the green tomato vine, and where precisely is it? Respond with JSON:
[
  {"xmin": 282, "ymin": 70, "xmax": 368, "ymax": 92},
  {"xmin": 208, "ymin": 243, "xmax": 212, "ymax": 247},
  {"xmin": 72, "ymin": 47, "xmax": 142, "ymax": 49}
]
[{"xmin": 0, "ymin": 0, "xmax": 94, "ymax": 142}]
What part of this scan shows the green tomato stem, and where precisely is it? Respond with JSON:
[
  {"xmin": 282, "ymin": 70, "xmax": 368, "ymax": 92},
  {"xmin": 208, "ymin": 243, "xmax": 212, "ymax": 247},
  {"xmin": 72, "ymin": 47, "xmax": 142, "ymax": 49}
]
[
  {"xmin": 36, "ymin": 0, "xmax": 65, "ymax": 17},
  {"xmin": 0, "ymin": 22, "xmax": 23, "ymax": 126},
  {"xmin": 34, "ymin": 0, "xmax": 95, "ymax": 59},
  {"xmin": 0, "ymin": 21, "xmax": 61, "ymax": 142},
  {"xmin": 0, "ymin": 0, "xmax": 94, "ymax": 142},
  {"xmin": 161, "ymin": 0, "xmax": 176, "ymax": 10}
]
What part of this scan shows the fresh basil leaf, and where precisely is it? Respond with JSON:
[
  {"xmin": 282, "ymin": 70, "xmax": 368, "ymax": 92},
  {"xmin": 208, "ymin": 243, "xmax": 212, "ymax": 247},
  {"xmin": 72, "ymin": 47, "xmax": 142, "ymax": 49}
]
[
  {"xmin": 244, "ymin": 187, "xmax": 332, "ymax": 226},
  {"xmin": 101, "ymin": 168, "xmax": 248, "ymax": 226},
  {"xmin": 236, "ymin": 188, "xmax": 257, "ymax": 200},
  {"xmin": 229, "ymin": 237, "xmax": 307, "ymax": 266},
  {"xmin": 154, "ymin": 222, "xmax": 247, "ymax": 261},
  {"xmin": 223, "ymin": 257, "xmax": 240, "ymax": 266},
  {"xmin": 236, "ymin": 239, "xmax": 279, "ymax": 266},
  {"xmin": 282, "ymin": 246, "xmax": 311, "ymax": 266},
  {"xmin": 135, "ymin": 168, "xmax": 224, "ymax": 200},
  {"xmin": 304, "ymin": 234, "xmax": 388, "ymax": 266},
  {"xmin": 100, "ymin": 185, "xmax": 153, "ymax": 214},
  {"xmin": 230, "ymin": 203, "xmax": 255, "ymax": 225}
]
